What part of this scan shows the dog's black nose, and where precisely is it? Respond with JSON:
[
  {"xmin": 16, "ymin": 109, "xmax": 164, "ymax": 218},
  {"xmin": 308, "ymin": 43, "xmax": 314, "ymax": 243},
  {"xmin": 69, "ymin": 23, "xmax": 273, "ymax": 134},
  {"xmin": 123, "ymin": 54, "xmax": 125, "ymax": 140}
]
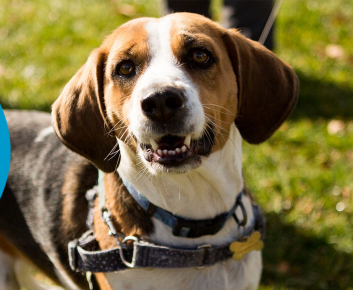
[{"xmin": 141, "ymin": 89, "xmax": 185, "ymax": 123}]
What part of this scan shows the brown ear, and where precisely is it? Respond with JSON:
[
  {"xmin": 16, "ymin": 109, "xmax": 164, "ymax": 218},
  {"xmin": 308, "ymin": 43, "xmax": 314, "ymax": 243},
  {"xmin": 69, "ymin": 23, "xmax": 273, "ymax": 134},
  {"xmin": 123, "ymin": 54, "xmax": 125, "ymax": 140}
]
[
  {"xmin": 223, "ymin": 29, "xmax": 299, "ymax": 144},
  {"xmin": 52, "ymin": 49, "xmax": 120, "ymax": 172}
]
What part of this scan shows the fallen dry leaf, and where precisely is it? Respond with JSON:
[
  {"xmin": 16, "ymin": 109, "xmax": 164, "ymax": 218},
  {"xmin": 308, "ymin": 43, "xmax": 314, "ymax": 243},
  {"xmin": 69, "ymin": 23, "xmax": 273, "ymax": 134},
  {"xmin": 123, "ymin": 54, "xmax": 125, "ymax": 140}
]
[
  {"xmin": 118, "ymin": 4, "xmax": 136, "ymax": 16},
  {"xmin": 277, "ymin": 261, "xmax": 290, "ymax": 274},
  {"xmin": 327, "ymin": 120, "xmax": 345, "ymax": 135},
  {"xmin": 325, "ymin": 44, "xmax": 345, "ymax": 59}
]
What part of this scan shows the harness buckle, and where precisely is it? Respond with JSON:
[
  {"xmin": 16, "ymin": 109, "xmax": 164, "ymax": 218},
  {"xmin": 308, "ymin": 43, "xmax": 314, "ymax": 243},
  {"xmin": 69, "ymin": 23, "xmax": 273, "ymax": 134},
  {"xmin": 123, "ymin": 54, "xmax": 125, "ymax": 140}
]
[
  {"xmin": 119, "ymin": 236, "xmax": 139, "ymax": 268},
  {"xmin": 172, "ymin": 213, "xmax": 228, "ymax": 238}
]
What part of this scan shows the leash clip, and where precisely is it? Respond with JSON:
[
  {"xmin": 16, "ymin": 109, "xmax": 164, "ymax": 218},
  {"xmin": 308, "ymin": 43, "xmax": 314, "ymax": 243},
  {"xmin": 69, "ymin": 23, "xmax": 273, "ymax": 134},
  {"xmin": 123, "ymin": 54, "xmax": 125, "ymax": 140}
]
[
  {"xmin": 119, "ymin": 236, "xmax": 139, "ymax": 268},
  {"xmin": 102, "ymin": 206, "xmax": 139, "ymax": 268},
  {"xmin": 101, "ymin": 206, "xmax": 126, "ymax": 249}
]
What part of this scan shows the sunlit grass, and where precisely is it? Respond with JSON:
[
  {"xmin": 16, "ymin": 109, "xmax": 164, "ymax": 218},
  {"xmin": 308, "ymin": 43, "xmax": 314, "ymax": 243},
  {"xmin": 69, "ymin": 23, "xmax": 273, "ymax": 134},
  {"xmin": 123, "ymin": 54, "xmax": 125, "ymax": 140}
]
[
  {"xmin": 253, "ymin": 1, "xmax": 353, "ymax": 289},
  {"xmin": 0, "ymin": 0, "xmax": 159, "ymax": 110}
]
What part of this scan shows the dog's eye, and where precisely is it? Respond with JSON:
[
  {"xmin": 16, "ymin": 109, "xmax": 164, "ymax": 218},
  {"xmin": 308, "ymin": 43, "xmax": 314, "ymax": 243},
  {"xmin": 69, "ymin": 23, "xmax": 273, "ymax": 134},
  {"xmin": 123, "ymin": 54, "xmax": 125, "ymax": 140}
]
[
  {"xmin": 117, "ymin": 61, "xmax": 135, "ymax": 76},
  {"xmin": 191, "ymin": 49, "xmax": 209, "ymax": 64},
  {"xmin": 188, "ymin": 48, "xmax": 214, "ymax": 69}
]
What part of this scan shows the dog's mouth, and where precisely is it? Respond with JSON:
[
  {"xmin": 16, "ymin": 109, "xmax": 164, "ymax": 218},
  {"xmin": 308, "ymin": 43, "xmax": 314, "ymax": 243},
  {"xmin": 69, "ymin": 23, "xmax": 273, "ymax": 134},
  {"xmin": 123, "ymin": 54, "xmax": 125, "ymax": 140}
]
[{"xmin": 139, "ymin": 125, "xmax": 214, "ymax": 170}]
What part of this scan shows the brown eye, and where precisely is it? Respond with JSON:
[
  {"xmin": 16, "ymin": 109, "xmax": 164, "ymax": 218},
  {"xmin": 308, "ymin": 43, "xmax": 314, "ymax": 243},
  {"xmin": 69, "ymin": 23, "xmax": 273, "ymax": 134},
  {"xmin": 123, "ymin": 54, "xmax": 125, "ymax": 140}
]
[
  {"xmin": 191, "ymin": 49, "xmax": 209, "ymax": 64},
  {"xmin": 118, "ymin": 61, "xmax": 135, "ymax": 76}
]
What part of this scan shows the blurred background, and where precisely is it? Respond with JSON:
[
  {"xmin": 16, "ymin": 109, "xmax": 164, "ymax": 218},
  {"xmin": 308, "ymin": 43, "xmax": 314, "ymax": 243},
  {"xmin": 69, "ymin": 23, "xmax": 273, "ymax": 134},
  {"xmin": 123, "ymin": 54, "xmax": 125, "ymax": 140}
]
[{"xmin": 1, "ymin": 0, "xmax": 353, "ymax": 289}]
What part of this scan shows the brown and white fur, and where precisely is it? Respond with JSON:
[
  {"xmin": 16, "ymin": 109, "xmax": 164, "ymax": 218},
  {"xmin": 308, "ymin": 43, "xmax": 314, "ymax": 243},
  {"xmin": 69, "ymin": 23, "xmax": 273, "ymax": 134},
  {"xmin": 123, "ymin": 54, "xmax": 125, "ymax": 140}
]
[{"xmin": 0, "ymin": 13, "xmax": 298, "ymax": 290}]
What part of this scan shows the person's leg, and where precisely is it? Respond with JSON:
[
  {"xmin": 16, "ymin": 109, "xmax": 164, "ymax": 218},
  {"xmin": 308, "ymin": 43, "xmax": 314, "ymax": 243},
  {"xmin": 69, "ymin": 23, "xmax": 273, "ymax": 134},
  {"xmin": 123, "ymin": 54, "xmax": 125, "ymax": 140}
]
[
  {"xmin": 223, "ymin": 0, "xmax": 275, "ymax": 50},
  {"xmin": 165, "ymin": 0, "xmax": 211, "ymax": 18}
]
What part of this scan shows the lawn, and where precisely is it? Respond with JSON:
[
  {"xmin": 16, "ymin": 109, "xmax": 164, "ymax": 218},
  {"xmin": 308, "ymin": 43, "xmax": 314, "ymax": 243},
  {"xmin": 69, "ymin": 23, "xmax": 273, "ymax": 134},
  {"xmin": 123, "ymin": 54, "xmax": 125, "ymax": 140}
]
[{"xmin": 1, "ymin": 0, "xmax": 353, "ymax": 289}]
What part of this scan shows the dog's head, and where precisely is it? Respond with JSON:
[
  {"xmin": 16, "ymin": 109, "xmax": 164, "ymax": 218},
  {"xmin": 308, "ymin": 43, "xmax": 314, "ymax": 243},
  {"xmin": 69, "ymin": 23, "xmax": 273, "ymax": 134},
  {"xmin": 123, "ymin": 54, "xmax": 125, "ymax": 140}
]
[{"xmin": 52, "ymin": 13, "xmax": 298, "ymax": 174}]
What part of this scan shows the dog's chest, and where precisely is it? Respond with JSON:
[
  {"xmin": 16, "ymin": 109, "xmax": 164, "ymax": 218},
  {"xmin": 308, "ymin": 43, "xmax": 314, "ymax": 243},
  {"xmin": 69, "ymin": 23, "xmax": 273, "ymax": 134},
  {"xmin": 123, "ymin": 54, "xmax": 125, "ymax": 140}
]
[
  {"xmin": 104, "ymin": 125, "xmax": 262, "ymax": 289},
  {"xmin": 105, "ymin": 251, "xmax": 262, "ymax": 290}
]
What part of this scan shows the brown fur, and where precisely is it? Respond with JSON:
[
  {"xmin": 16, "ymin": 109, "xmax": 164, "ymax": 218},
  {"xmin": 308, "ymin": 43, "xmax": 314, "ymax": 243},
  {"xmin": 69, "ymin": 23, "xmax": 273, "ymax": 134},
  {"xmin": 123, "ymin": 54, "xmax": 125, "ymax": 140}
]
[
  {"xmin": 93, "ymin": 172, "xmax": 154, "ymax": 250},
  {"xmin": 95, "ymin": 273, "xmax": 113, "ymax": 290},
  {"xmin": 0, "ymin": 234, "xmax": 18, "ymax": 258},
  {"xmin": 223, "ymin": 29, "xmax": 299, "ymax": 144},
  {"xmin": 52, "ymin": 48, "xmax": 119, "ymax": 173},
  {"xmin": 61, "ymin": 158, "xmax": 98, "ymax": 241}
]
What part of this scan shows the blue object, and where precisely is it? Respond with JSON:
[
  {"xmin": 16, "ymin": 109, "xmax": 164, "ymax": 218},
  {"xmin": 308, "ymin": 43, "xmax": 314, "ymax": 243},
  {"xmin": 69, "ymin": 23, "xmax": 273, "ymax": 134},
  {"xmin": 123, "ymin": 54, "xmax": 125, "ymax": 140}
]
[{"xmin": 0, "ymin": 106, "xmax": 10, "ymax": 199}]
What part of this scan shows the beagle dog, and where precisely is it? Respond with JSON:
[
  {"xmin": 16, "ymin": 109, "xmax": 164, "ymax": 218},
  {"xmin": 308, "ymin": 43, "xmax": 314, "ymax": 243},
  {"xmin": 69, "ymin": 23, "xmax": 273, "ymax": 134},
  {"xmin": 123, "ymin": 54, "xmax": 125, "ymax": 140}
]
[{"xmin": 0, "ymin": 13, "xmax": 298, "ymax": 290}]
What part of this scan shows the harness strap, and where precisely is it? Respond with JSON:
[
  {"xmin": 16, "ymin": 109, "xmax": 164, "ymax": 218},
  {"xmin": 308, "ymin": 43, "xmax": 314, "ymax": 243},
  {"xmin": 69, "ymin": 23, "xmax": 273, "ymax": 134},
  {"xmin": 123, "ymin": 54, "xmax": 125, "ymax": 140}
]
[
  {"xmin": 68, "ymin": 204, "xmax": 265, "ymax": 273},
  {"xmin": 117, "ymin": 175, "xmax": 244, "ymax": 238}
]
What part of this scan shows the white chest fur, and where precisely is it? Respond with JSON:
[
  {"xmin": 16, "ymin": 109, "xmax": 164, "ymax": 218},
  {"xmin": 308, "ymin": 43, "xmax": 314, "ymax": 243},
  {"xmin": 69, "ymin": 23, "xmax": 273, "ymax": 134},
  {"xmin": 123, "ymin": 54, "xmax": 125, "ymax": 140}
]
[{"xmin": 112, "ymin": 124, "xmax": 262, "ymax": 290}]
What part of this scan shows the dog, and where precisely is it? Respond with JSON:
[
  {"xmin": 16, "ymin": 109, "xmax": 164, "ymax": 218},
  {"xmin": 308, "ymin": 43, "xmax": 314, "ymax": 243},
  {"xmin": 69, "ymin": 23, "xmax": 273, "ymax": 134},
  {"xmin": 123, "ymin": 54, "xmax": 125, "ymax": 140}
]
[{"xmin": 0, "ymin": 13, "xmax": 298, "ymax": 290}]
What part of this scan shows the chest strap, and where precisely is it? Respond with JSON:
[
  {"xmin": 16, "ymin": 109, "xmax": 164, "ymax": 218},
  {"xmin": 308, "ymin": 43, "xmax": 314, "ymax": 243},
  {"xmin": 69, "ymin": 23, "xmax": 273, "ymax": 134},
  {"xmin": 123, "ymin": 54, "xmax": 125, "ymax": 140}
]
[{"xmin": 68, "ymin": 202, "xmax": 265, "ymax": 273}]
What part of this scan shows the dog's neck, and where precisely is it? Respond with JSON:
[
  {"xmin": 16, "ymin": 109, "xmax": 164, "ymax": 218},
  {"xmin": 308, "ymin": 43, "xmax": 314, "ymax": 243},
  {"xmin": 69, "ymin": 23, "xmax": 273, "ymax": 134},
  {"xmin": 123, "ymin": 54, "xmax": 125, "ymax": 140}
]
[
  {"xmin": 100, "ymin": 124, "xmax": 258, "ymax": 288},
  {"xmin": 117, "ymin": 124, "xmax": 243, "ymax": 220}
]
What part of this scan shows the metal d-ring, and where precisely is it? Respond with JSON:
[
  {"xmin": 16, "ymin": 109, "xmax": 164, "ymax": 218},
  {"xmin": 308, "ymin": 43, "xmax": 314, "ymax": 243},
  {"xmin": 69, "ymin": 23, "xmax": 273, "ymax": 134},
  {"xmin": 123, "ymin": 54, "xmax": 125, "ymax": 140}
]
[{"xmin": 119, "ymin": 236, "xmax": 139, "ymax": 268}]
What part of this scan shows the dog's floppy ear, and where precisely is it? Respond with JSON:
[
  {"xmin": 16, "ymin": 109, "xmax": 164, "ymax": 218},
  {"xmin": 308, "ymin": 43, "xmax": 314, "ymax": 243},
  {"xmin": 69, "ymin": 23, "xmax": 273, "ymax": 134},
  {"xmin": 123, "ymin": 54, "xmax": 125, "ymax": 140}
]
[
  {"xmin": 52, "ymin": 49, "xmax": 119, "ymax": 172},
  {"xmin": 223, "ymin": 29, "xmax": 299, "ymax": 144}
]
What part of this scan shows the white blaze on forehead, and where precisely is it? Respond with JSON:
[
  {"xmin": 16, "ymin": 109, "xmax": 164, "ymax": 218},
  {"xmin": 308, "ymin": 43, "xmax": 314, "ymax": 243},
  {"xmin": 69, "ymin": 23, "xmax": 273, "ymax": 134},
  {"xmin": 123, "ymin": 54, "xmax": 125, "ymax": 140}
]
[
  {"xmin": 145, "ymin": 18, "xmax": 175, "ymax": 65},
  {"xmin": 138, "ymin": 18, "xmax": 183, "ymax": 90},
  {"xmin": 128, "ymin": 18, "xmax": 205, "ymax": 143}
]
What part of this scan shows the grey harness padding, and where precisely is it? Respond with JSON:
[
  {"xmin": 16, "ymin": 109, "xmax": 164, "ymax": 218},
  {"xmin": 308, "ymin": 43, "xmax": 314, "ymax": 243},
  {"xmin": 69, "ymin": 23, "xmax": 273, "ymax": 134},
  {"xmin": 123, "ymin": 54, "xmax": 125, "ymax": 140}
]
[{"xmin": 69, "ymin": 203, "xmax": 265, "ymax": 273}]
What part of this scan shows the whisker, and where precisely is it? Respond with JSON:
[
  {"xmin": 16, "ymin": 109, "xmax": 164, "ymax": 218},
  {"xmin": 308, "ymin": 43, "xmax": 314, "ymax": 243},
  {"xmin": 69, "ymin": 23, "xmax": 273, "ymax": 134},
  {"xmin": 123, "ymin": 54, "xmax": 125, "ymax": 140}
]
[
  {"xmin": 114, "ymin": 152, "xmax": 121, "ymax": 171},
  {"xmin": 204, "ymin": 117, "xmax": 242, "ymax": 163},
  {"xmin": 136, "ymin": 167, "xmax": 148, "ymax": 181},
  {"xmin": 202, "ymin": 104, "xmax": 236, "ymax": 116},
  {"xmin": 106, "ymin": 116, "xmax": 129, "ymax": 135},
  {"xmin": 118, "ymin": 127, "xmax": 130, "ymax": 142},
  {"xmin": 205, "ymin": 116, "xmax": 228, "ymax": 134},
  {"xmin": 204, "ymin": 113, "xmax": 233, "ymax": 125},
  {"xmin": 105, "ymin": 141, "xmax": 119, "ymax": 161}
]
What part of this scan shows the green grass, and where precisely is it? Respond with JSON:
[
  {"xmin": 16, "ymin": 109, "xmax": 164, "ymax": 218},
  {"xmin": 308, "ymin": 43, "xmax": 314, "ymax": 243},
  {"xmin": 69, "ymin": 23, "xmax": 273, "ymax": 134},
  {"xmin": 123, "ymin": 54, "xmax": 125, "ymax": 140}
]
[
  {"xmin": 1, "ymin": 0, "xmax": 353, "ymax": 289},
  {"xmin": 0, "ymin": 0, "xmax": 159, "ymax": 110},
  {"xmin": 247, "ymin": 1, "xmax": 353, "ymax": 289}
]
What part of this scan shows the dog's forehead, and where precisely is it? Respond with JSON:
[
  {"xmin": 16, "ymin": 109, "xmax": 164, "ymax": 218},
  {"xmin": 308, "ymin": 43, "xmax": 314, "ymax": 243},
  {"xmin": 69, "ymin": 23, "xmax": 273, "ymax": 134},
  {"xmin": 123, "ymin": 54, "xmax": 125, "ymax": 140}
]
[{"xmin": 107, "ymin": 13, "xmax": 223, "ymax": 55}]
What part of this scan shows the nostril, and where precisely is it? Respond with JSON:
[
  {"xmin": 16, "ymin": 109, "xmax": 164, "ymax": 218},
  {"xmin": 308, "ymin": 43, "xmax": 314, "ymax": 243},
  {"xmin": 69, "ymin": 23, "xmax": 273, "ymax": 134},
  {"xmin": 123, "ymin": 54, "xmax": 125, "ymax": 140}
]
[{"xmin": 141, "ymin": 98, "xmax": 157, "ymax": 114}]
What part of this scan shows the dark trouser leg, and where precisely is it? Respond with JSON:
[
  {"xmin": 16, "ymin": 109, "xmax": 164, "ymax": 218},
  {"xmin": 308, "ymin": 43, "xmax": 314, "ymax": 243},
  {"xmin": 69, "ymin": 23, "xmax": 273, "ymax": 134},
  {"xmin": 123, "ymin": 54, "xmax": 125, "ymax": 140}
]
[
  {"xmin": 224, "ymin": 0, "xmax": 275, "ymax": 50},
  {"xmin": 166, "ymin": 0, "xmax": 211, "ymax": 19}
]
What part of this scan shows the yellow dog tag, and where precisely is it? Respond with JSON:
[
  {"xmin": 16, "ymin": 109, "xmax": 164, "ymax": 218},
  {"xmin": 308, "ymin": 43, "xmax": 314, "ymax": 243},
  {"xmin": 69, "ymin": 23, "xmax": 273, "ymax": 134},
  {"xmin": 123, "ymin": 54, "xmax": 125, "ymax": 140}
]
[{"xmin": 229, "ymin": 231, "xmax": 264, "ymax": 261}]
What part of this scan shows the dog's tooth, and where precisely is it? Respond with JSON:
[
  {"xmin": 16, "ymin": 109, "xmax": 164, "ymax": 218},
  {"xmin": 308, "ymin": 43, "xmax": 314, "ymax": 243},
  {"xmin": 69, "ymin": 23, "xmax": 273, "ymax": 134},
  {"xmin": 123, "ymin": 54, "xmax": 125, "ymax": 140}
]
[
  {"xmin": 168, "ymin": 150, "xmax": 176, "ymax": 155},
  {"xmin": 163, "ymin": 149, "xmax": 168, "ymax": 156},
  {"xmin": 184, "ymin": 134, "xmax": 191, "ymax": 147},
  {"xmin": 157, "ymin": 149, "xmax": 163, "ymax": 156},
  {"xmin": 150, "ymin": 139, "xmax": 158, "ymax": 151},
  {"xmin": 175, "ymin": 148, "xmax": 181, "ymax": 154},
  {"xmin": 181, "ymin": 146, "xmax": 187, "ymax": 153}
]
